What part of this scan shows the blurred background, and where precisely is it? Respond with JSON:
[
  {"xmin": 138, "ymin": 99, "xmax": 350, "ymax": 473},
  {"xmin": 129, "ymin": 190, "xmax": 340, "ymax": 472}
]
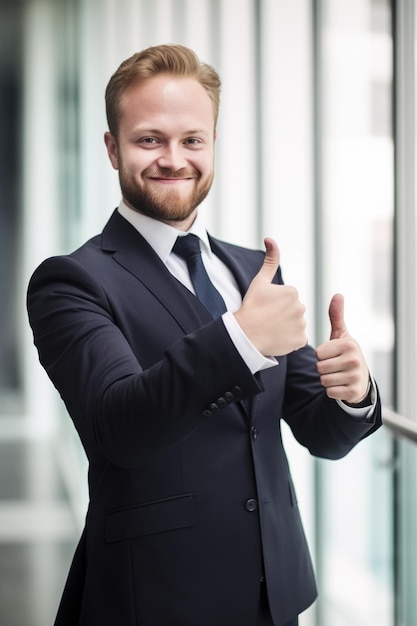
[{"xmin": 0, "ymin": 0, "xmax": 416, "ymax": 624}]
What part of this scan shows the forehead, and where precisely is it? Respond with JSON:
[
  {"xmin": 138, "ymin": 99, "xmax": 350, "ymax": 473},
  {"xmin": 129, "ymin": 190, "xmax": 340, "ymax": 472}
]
[{"xmin": 118, "ymin": 75, "xmax": 216, "ymax": 131}]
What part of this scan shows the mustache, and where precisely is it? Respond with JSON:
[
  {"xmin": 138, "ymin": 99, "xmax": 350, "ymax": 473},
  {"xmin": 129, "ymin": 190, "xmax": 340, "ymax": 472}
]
[{"xmin": 143, "ymin": 166, "xmax": 198, "ymax": 179}]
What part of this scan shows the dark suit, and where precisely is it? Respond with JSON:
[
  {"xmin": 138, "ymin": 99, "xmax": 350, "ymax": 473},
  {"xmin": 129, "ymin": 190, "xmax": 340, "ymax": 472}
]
[{"xmin": 27, "ymin": 210, "xmax": 381, "ymax": 626}]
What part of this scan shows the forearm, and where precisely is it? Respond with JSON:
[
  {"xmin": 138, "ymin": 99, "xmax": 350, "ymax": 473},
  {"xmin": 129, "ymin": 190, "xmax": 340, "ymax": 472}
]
[
  {"xmin": 27, "ymin": 258, "xmax": 261, "ymax": 467},
  {"xmin": 282, "ymin": 345, "xmax": 382, "ymax": 460},
  {"xmin": 91, "ymin": 321, "xmax": 261, "ymax": 466}
]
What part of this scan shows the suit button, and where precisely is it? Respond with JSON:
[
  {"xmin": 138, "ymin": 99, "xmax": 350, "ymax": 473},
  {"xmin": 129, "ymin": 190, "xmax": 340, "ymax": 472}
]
[
  {"xmin": 231, "ymin": 386, "xmax": 242, "ymax": 398},
  {"xmin": 203, "ymin": 409, "xmax": 212, "ymax": 417},
  {"xmin": 209, "ymin": 403, "xmax": 219, "ymax": 412},
  {"xmin": 245, "ymin": 498, "xmax": 258, "ymax": 512},
  {"xmin": 251, "ymin": 427, "xmax": 258, "ymax": 440},
  {"xmin": 217, "ymin": 397, "xmax": 227, "ymax": 408},
  {"xmin": 224, "ymin": 391, "xmax": 234, "ymax": 402}
]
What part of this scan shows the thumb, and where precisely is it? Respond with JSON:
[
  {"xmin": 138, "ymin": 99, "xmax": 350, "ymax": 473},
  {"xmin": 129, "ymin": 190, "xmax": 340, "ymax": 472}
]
[
  {"xmin": 255, "ymin": 237, "xmax": 281, "ymax": 284},
  {"xmin": 328, "ymin": 293, "xmax": 348, "ymax": 340}
]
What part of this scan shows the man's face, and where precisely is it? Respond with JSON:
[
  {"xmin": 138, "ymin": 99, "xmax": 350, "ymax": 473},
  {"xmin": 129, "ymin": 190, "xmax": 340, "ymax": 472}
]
[{"xmin": 105, "ymin": 75, "xmax": 216, "ymax": 229}]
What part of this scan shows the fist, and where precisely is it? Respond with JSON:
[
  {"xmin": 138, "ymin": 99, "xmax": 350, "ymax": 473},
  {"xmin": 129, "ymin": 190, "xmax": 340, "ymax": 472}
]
[
  {"xmin": 234, "ymin": 238, "xmax": 307, "ymax": 357},
  {"xmin": 316, "ymin": 294, "xmax": 371, "ymax": 403}
]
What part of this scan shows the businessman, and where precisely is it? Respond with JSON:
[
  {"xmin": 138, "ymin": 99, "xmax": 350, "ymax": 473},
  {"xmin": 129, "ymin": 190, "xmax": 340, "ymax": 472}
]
[{"xmin": 27, "ymin": 44, "xmax": 381, "ymax": 626}]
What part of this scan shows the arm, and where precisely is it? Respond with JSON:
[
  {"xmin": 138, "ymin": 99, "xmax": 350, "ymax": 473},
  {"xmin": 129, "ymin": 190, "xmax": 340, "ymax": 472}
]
[
  {"xmin": 232, "ymin": 238, "xmax": 381, "ymax": 458},
  {"xmin": 282, "ymin": 342, "xmax": 381, "ymax": 460},
  {"xmin": 27, "ymin": 256, "xmax": 262, "ymax": 468}
]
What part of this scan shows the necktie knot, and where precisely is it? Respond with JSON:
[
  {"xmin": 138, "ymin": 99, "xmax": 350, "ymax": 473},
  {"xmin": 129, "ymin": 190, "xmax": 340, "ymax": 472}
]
[
  {"xmin": 172, "ymin": 233, "xmax": 201, "ymax": 259},
  {"xmin": 172, "ymin": 234, "xmax": 227, "ymax": 318}
]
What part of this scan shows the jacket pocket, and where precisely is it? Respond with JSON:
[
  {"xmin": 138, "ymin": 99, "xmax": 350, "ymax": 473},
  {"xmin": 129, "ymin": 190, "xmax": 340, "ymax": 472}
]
[{"xmin": 105, "ymin": 492, "xmax": 196, "ymax": 543}]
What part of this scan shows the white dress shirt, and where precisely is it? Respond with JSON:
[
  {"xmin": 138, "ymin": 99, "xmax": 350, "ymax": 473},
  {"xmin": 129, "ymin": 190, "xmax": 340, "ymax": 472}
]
[
  {"xmin": 118, "ymin": 200, "xmax": 275, "ymax": 375},
  {"xmin": 117, "ymin": 200, "xmax": 376, "ymax": 419}
]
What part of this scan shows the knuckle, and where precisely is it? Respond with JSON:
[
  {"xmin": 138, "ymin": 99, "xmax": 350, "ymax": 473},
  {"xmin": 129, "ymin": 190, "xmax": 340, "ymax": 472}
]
[{"xmin": 346, "ymin": 354, "xmax": 361, "ymax": 370}]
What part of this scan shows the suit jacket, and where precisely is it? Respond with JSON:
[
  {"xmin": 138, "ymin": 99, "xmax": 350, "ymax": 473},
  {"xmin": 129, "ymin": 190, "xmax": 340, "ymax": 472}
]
[{"xmin": 27, "ymin": 210, "xmax": 382, "ymax": 626}]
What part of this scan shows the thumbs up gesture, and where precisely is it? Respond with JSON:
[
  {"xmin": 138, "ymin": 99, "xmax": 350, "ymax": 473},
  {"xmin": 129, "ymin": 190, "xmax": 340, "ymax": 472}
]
[
  {"xmin": 316, "ymin": 294, "xmax": 370, "ymax": 404},
  {"xmin": 234, "ymin": 238, "xmax": 307, "ymax": 357}
]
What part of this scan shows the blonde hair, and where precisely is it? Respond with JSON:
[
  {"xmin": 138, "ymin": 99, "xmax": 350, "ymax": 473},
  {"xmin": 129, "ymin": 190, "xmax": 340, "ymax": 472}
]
[{"xmin": 105, "ymin": 44, "xmax": 221, "ymax": 136}]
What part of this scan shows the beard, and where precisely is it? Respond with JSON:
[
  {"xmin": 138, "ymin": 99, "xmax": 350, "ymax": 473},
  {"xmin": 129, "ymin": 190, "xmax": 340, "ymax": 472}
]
[{"xmin": 119, "ymin": 164, "xmax": 214, "ymax": 223}]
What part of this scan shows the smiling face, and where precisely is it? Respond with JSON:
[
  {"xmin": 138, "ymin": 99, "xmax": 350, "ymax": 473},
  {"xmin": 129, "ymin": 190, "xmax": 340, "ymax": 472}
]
[{"xmin": 104, "ymin": 75, "xmax": 216, "ymax": 230}]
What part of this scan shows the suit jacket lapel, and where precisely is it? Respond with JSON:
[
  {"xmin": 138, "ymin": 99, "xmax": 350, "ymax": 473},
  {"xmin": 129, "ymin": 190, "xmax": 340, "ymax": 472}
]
[
  {"xmin": 209, "ymin": 236, "xmax": 254, "ymax": 298},
  {"xmin": 101, "ymin": 210, "xmax": 213, "ymax": 334},
  {"xmin": 210, "ymin": 236, "xmax": 269, "ymax": 421},
  {"xmin": 101, "ymin": 211, "xmax": 265, "ymax": 422}
]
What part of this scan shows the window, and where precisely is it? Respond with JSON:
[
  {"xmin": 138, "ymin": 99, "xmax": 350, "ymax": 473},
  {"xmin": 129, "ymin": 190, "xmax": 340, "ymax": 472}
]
[{"xmin": 315, "ymin": 1, "xmax": 395, "ymax": 624}]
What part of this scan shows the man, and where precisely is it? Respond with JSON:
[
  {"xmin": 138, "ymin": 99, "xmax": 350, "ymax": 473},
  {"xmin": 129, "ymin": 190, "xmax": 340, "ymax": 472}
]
[{"xmin": 27, "ymin": 44, "xmax": 381, "ymax": 626}]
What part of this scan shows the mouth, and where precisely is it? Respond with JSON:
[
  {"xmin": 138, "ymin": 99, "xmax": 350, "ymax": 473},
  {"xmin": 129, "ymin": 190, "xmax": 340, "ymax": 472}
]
[{"xmin": 148, "ymin": 177, "xmax": 195, "ymax": 184}]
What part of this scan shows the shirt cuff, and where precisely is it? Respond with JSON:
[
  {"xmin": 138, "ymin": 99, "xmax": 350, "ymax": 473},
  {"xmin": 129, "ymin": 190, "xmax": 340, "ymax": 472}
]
[
  {"xmin": 221, "ymin": 312, "xmax": 278, "ymax": 374},
  {"xmin": 336, "ymin": 375, "xmax": 377, "ymax": 421}
]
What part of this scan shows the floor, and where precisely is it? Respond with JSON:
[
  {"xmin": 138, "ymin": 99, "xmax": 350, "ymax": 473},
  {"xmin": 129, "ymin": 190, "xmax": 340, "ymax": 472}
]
[{"xmin": 0, "ymin": 422, "xmax": 79, "ymax": 626}]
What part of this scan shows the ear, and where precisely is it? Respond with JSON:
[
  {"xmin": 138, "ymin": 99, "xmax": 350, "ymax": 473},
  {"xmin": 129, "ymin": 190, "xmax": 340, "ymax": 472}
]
[{"xmin": 104, "ymin": 131, "xmax": 120, "ymax": 170}]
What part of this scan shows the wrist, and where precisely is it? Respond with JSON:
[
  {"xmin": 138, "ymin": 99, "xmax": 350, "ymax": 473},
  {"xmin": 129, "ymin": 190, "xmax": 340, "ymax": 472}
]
[{"xmin": 344, "ymin": 376, "xmax": 372, "ymax": 408}]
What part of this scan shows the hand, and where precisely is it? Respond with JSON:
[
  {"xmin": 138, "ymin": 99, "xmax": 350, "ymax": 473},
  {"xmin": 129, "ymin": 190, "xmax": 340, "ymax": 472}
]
[
  {"xmin": 316, "ymin": 294, "xmax": 370, "ymax": 404},
  {"xmin": 234, "ymin": 238, "xmax": 307, "ymax": 357}
]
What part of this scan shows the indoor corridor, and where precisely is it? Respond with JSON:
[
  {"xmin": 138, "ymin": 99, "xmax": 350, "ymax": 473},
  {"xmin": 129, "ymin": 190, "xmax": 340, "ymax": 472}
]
[
  {"xmin": 0, "ymin": 424, "xmax": 78, "ymax": 625},
  {"xmin": 1, "ymin": 0, "xmax": 417, "ymax": 624}
]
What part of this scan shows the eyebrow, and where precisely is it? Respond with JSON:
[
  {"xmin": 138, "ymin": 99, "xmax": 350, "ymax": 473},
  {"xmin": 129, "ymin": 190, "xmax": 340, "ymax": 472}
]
[{"xmin": 132, "ymin": 127, "xmax": 211, "ymax": 137}]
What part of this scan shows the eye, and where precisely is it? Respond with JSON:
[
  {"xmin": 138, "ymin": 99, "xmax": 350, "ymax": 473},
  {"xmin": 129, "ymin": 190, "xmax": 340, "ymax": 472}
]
[
  {"xmin": 184, "ymin": 138, "xmax": 203, "ymax": 147},
  {"xmin": 138, "ymin": 137, "xmax": 160, "ymax": 146}
]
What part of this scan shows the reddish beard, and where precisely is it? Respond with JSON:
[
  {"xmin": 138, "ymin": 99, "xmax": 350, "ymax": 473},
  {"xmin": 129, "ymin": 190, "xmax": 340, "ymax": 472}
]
[{"xmin": 119, "ymin": 165, "xmax": 214, "ymax": 222}]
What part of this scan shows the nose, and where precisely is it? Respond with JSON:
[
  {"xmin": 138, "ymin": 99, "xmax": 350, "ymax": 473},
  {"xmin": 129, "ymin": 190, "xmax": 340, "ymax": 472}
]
[{"xmin": 156, "ymin": 142, "xmax": 187, "ymax": 171}]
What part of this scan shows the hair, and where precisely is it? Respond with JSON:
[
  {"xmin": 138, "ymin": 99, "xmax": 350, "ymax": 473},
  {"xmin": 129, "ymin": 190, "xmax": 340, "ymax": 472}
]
[{"xmin": 105, "ymin": 44, "xmax": 221, "ymax": 136}]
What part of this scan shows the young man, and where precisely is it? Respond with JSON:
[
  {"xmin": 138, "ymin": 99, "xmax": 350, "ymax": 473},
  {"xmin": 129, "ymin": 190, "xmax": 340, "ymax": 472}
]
[{"xmin": 27, "ymin": 44, "xmax": 381, "ymax": 626}]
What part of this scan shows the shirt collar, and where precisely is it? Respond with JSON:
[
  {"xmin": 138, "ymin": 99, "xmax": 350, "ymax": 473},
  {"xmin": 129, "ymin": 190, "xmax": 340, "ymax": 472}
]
[{"xmin": 117, "ymin": 199, "xmax": 212, "ymax": 264}]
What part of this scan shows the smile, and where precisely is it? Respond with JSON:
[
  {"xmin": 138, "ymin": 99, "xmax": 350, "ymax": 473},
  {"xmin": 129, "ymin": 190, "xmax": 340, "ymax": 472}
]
[{"xmin": 148, "ymin": 177, "xmax": 194, "ymax": 184}]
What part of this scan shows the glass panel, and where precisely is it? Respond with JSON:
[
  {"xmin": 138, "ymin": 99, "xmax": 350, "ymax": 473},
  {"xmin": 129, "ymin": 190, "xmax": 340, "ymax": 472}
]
[
  {"xmin": 0, "ymin": 3, "xmax": 24, "ymax": 414},
  {"xmin": 393, "ymin": 1, "xmax": 417, "ymax": 621},
  {"xmin": 54, "ymin": 0, "xmax": 81, "ymax": 252},
  {"xmin": 397, "ymin": 438, "xmax": 417, "ymax": 626},
  {"xmin": 317, "ymin": 0, "xmax": 395, "ymax": 624}
]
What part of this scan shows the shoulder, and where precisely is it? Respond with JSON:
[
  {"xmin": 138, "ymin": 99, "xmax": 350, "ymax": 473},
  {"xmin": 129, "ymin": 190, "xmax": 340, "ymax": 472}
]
[
  {"xmin": 26, "ymin": 235, "xmax": 110, "ymax": 320},
  {"xmin": 209, "ymin": 236, "xmax": 283, "ymax": 285},
  {"xmin": 210, "ymin": 236, "xmax": 264, "ymax": 268},
  {"xmin": 28, "ymin": 232, "xmax": 108, "ymax": 283}
]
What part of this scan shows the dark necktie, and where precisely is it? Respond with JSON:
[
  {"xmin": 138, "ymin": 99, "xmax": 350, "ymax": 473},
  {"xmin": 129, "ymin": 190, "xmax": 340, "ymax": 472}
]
[{"xmin": 172, "ymin": 234, "xmax": 227, "ymax": 318}]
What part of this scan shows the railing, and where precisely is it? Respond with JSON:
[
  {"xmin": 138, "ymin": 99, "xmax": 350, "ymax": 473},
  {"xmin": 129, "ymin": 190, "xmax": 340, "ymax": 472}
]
[{"xmin": 382, "ymin": 407, "xmax": 417, "ymax": 444}]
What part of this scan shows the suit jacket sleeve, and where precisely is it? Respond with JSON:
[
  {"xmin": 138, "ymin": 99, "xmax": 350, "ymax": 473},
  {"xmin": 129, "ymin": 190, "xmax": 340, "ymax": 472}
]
[
  {"xmin": 281, "ymin": 340, "xmax": 381, "ymax": 459},
  {"xmin": 28, "ymin": 247, "xmax": 381, "ymax": 470},
  {"xmin": 27, "ymin": 255, "xmax": 263, "ymax": 468}
]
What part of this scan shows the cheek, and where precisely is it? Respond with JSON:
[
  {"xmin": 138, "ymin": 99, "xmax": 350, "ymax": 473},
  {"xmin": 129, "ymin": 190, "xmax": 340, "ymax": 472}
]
[
  {"xmin": 195, "ymin": 153, "xmax": 214, "ymax": 176},
  {"xmin": 120, "ymin": 151, "xmax": 152, "ymax": 177}
]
